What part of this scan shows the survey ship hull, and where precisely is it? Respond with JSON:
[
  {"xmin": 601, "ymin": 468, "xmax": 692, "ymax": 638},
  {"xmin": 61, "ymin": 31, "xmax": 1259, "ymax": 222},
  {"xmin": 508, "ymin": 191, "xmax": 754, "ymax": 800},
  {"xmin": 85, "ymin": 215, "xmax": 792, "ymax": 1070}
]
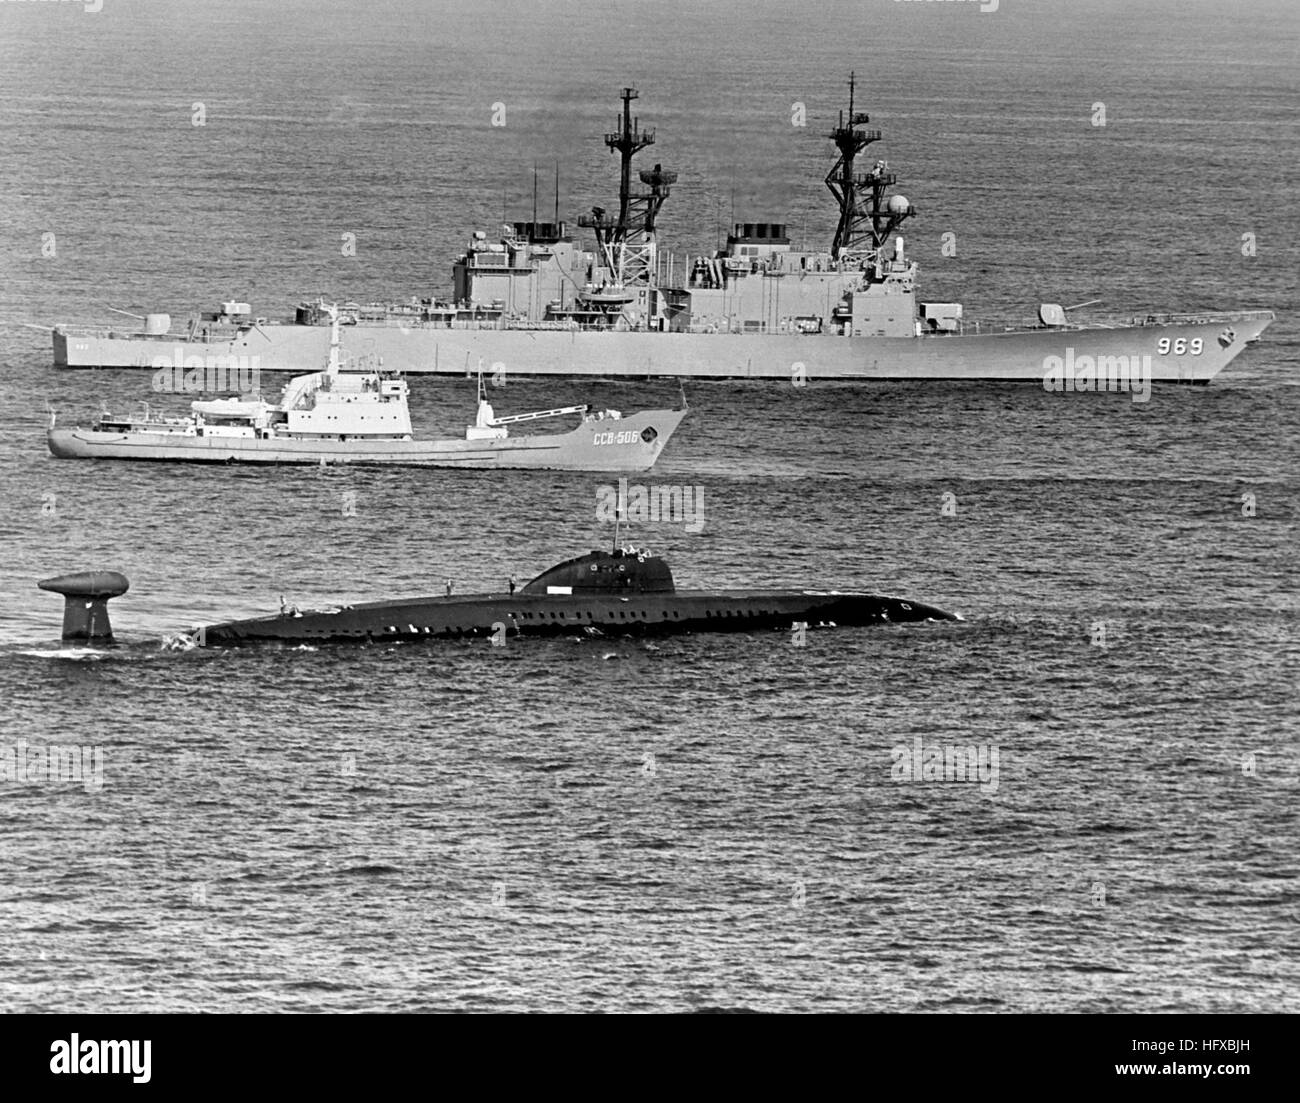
[
  {"xmin": 52, "ymin": 312, "xmax": 1273, "ymax": 384},
  {"xmin": 47, "ymin": 406, "xmax": 682, "ymax": 471}
]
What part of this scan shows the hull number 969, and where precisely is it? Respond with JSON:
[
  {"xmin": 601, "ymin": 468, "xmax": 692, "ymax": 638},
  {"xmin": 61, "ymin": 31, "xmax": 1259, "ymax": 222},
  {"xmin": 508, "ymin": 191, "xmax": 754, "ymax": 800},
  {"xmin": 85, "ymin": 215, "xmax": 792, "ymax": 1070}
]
[{"xmin": 1157, "ymin": 337, "xmax": 1203, "ymax": 355}]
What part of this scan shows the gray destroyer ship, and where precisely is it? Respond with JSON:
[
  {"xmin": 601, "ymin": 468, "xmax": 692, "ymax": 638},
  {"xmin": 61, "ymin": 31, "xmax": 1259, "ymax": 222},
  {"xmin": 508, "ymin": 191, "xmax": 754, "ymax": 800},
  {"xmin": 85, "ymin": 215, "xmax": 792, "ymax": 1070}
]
[{"xmin": 51, "ymin": 78, "xmax": 1273, "ymax": 384}]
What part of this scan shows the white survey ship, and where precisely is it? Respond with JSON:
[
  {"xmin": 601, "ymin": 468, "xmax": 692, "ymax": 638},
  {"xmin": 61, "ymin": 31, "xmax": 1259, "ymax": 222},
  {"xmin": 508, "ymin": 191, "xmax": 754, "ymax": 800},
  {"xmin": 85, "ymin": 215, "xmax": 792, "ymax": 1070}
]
[{"xmin": 47, "ymin": 310, "xmax": 685, "ymax": 471}]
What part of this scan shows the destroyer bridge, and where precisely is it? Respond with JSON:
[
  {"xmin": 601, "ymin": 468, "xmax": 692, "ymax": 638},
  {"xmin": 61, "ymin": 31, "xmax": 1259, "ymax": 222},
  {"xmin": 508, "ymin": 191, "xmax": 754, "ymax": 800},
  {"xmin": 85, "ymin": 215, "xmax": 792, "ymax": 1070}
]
[{"xmin": 49, "ymin": 78, "xmax": 1274, "ymax": 384}]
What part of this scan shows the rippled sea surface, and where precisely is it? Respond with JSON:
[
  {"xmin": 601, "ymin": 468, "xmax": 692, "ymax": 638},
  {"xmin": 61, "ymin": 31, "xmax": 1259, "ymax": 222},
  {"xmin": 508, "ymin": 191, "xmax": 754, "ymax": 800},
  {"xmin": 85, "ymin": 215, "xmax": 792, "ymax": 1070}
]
[{"xmin": 1, "ymin": 0, "xmax": 1297, "ymax": 1013}]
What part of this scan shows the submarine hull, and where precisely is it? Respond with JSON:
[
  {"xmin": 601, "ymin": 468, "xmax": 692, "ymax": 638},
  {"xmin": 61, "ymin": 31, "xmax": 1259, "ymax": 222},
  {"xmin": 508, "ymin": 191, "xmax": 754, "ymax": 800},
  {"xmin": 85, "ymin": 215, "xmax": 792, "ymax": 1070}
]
[{"xmin": 199, "ymin": 589, "xmax": 959, "ymax": 646}]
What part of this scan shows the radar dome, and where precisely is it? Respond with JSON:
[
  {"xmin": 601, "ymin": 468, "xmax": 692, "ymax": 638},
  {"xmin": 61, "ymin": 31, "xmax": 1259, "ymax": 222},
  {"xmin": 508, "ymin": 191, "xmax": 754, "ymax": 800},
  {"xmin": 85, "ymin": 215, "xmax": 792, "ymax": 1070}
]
[{"xmin": 887, "ymin": 195, "xmax": 910, "ymax": 214}]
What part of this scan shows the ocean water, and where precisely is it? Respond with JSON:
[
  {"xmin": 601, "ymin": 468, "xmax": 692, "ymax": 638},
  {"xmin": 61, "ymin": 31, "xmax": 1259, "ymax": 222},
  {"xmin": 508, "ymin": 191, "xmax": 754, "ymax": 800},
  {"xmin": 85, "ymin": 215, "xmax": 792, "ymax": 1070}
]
[{"xmin": 0, "ymin": 0, "xmax": 1297, "ymax": 1013}]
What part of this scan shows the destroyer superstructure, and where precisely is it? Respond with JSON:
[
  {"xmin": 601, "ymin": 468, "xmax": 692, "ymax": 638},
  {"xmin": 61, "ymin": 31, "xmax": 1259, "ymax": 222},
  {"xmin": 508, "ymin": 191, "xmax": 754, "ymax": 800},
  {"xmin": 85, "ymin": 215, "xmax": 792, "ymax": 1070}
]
[{"xmin": 51, "ymin": 78, "xmax": 1273, "ymax": 383}]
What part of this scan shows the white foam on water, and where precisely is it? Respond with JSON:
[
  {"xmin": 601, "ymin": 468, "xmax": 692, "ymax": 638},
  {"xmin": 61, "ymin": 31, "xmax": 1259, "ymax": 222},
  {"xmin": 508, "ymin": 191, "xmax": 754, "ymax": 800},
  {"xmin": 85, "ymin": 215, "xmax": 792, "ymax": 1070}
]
[{"xmin": 15, "ymin": 648, "xmax": 110, "ymax": 660}]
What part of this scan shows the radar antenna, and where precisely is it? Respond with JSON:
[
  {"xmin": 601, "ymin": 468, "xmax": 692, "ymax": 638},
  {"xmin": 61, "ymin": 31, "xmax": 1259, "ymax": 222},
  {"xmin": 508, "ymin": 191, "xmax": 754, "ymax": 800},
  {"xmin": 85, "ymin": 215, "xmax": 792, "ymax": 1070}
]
[
  {"xmin": 825, "ymin": 72, "xmax": 916, "ymax": 270},
  {"xmin": 578, "ymin": 89, "xmax": 677, "ymax": 291}
]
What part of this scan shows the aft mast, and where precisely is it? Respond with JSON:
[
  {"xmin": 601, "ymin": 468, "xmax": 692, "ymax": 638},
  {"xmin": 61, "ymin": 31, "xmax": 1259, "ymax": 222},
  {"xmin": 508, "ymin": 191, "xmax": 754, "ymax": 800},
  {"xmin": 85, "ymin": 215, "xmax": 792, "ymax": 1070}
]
[{"xmin": 825, "ymin": 72, "xmax": 916, "ymax": 274}]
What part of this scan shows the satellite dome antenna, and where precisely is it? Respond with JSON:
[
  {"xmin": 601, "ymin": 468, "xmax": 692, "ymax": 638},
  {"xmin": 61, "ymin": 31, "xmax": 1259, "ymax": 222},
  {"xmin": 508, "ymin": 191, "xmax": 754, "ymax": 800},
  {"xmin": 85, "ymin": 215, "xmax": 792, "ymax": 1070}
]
[{"xmin": 825, "ymin": 71, "xmax": 916, "ymax": 268}]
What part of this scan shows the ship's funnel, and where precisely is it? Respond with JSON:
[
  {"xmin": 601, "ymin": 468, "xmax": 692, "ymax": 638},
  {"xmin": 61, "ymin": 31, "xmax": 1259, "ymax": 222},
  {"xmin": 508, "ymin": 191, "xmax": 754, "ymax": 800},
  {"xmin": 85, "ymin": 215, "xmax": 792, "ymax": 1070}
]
[{"xmin": 37, "ymin": 571, "xmax": 130, "ymax": 642}]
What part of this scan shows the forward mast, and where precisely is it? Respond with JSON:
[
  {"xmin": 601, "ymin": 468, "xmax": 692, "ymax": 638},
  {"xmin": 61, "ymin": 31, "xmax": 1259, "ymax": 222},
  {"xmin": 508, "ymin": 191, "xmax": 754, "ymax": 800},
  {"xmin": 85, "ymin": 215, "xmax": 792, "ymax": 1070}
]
[{"xmin": 578, "ymin": 88, "xmax": 677, "ymax": 293}]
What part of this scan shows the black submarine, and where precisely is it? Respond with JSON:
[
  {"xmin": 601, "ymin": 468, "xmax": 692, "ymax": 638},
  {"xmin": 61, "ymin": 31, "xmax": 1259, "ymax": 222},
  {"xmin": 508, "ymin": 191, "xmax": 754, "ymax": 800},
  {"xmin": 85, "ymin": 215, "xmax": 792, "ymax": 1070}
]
[
  {"xmin": 37, "ymin": 550, "xmax": 961, "ymax": 647},
  {"xmin": 214, "ymin": 548, "xmax": 958, "ymax": 645}
]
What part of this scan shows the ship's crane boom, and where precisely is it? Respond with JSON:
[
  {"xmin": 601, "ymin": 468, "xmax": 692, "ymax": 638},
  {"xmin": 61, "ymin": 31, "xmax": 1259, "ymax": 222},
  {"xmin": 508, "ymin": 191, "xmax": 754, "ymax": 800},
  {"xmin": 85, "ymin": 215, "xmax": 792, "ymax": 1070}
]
[{"xmin": 488, "ymin": 404, "xmax": 589, "ymax": 425}]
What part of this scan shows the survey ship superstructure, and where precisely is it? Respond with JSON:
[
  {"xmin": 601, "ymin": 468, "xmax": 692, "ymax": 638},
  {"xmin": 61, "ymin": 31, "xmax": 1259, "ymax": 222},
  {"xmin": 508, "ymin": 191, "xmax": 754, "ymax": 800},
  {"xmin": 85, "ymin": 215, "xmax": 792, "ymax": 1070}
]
[{"xmin": 50, "ymin": 79, "xmax": 1273, "ymax": 383}]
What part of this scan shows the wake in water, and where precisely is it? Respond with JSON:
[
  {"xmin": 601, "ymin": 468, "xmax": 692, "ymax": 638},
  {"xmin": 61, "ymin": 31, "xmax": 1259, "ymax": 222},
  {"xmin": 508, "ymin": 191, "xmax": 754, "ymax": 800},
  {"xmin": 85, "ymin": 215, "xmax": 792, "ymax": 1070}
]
[{"xmin": 13, "ymin": 646, "xmax": 113, "ymax": 661}]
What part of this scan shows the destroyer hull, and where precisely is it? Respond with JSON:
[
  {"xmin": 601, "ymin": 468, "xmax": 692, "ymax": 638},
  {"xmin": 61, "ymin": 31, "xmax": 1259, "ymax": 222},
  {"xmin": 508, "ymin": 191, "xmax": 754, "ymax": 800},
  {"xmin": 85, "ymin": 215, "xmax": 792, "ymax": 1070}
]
[
  {"xmin": 47, "ymin": 408, "xmax": 683, "ymax": 471},
  {"xmin": 53, "ymin": 312, "xmax": 1273, "ymax": 382},
  {"xmin": 201, "ymin": 588, "xmax": 960, "ymax": 646}
]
